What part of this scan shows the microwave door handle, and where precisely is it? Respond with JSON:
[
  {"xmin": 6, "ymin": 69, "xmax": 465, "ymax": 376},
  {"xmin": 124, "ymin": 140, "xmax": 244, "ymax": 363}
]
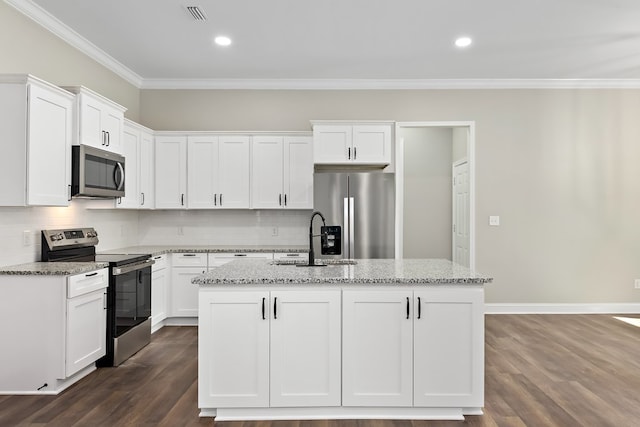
[{"xmin": 115, "ymin": 162, "xmax": 125, "ymax": 191}]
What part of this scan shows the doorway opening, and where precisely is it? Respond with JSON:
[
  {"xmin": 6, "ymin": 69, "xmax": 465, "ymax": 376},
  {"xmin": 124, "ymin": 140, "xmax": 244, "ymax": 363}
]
[{"xmin": 394, "ymin": 122, "xmax": 476, "ymax": 269}]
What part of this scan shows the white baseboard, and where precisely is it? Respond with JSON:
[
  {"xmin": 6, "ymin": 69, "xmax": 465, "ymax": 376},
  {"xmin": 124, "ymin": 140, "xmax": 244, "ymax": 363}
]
[{"xmin": 485, "ymin": 303, "xmax": 640, "ymax": 314}]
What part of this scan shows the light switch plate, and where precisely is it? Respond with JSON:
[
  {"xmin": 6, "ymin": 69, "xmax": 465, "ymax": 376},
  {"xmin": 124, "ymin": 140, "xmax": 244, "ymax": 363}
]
[{"xmin": 489, "ymin": 216, "xmax": 500, "ymax": 226}]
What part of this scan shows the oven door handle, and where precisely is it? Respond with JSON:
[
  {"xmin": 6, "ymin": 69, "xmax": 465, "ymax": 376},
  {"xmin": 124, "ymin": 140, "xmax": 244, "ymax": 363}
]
[{"xmin": 112, "ymin": 259, "xmax": 155, "ymax": 276}]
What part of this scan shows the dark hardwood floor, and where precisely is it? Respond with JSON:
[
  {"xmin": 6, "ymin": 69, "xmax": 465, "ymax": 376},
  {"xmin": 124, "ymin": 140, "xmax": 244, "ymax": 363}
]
[{"xmin": 2, "ymin": 314, "xmax": 640, "ymax": 426}]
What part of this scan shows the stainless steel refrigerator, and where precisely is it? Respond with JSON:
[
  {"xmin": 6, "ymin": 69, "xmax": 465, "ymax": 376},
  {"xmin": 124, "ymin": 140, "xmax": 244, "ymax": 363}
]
[{"xmin": 313, "ymin": 172, "xmax": 395, "ymax": 259}]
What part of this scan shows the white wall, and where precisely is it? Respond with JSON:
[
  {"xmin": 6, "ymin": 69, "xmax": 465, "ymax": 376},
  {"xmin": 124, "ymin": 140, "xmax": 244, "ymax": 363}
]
[{"xmin": 401, "ymin": 127, "xmax": 453, "ymax": 258}]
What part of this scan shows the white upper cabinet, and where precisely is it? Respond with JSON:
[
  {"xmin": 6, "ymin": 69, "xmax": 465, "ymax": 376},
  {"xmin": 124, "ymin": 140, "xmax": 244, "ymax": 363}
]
[
  {"xmin": 187, "ymin": 135, "xmax": 250, "ymax": 209},
  {"xmin": 251, "ymin": 135, "xmax": 313, "ymax": 209},
  {"xmin": 155, "ymin": 135, "xmax": 187, "ymax": 209},
  {"xmin": 0, "ymin": 75, "xmax": 74, "ymax": 206},
  {"xmin": 116, "ymin": 120, "xmax": 154, "ymax": 209},
  {"xmin": 63, "ymin": 86, "xmax": 126, "ymax": 154},
  {"xmin": 312, "ymin": 122, "xmax": 392, "ymax": 166}
]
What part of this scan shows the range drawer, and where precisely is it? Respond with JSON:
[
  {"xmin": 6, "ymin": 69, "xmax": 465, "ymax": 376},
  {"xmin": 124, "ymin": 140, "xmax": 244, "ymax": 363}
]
[{"xmin": 67, "ymin": 268, "xmax": 108, "ymax": 298}]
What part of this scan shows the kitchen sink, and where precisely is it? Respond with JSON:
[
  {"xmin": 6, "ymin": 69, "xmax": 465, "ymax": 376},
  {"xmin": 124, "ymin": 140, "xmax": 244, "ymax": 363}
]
[{"xmin": 271, "ymin": 259, "xmax": 358, "ymax": 266}]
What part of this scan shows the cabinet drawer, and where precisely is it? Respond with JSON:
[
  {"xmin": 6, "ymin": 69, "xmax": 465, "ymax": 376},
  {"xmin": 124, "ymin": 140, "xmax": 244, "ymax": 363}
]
[
  {"xmin": 273, "ymin": 252, "xmax": 309, "ymax": 261},
  {"xmin": 67, "ymin": 268, "xmax": 108, "ymax": 298},
  {"xmin": 172, "ymin": 252, "xmax": 207, "ymax": 267},
  {"xmin": 208, "ymin": 252, "xmax": 273, "ymax": 267},
  {"xmin": 151, "ymin": 254, "xmax": 167, "ymax": 271}
]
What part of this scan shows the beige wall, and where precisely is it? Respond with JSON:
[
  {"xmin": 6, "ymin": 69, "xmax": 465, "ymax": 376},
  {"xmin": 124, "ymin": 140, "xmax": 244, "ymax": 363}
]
[
  {"xmin": 401, "ymin": 127, "xmax": 453, "ymax": 259},
  {"xmin": 140, "ymin": 88, "xmax": 640, "ymax": 305},
  {"xmin": 0, "ymin": 1, "xmax": 140, "ymax": 120}
]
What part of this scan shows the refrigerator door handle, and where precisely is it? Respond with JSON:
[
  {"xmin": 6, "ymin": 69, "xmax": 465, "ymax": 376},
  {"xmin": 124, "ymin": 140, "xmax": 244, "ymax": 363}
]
[
  {"xmin": 349, "ymin": 197, "xmax": 355, "ymax": 258},
  {"xmin": 343, "ymin": 197, "xmax": 349, "ymax": 258}
]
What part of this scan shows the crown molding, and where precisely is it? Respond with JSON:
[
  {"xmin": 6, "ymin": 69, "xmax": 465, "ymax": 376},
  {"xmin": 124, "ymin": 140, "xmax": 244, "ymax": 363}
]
[
  {"xmin": 8, "ymin": 1, "xmax": 640, "ymax": 91},
  {"xmin": 140, "ymin": 78, "xmax": 640, "ymax": 90},
  {"xmin": 5, "ymin": 0, "xmax": 143, "ymax": 88}
]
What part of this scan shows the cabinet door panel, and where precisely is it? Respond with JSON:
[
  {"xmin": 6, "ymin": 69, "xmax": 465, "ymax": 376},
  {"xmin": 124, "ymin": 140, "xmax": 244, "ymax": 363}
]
[
  {"xmin": 251, "ymin": 137, "xmax": 283, "ymax": 209},
  {"xmin": 199, "ymin": 291, "xmax": 269, "ymax": 408},
  {"xmin": 79, "ymin": 94, "xmax": 103, "ymax": 149},
  {"xmin": 66, "ymin": 290, "xmax": 106, "ymax": 376},
  {"xmin": 155, "ymin": 136, "xmax": 187, "ymax": 208},
  {"xmin": 117, "ymin": 124, "xmax": 140, "ymax": 208},
  {"xmin": 102, "ymin": 107, "xmax": 123, "ymax": 153},
  {"xmin": 187, "ymin": 136, "xmax": 219, "ymax": 208},
  {"xmin": 414, "ymin": 288, "xmax": 484, "ymax": 407},
  {"xmin": 27, "ymin": 84, "xmax": 72, "ymax": 206},
  {"xmin": 151, "ymin": 268, "xmax": 168, "ymax": 327},
  {"xmin": 218, "ymin": 137, "xmax": 250, "ymax": 208},
  {"xmin": 352, "ymin": 125, "xmax": 391, "ymax": 164},
  {"xmin": 270, "ymin": 290, "xmax": 341, "ymax": 407},
  {"xmin": 284, "ymin": 137, "xmax": 313, "ymax": 209},
  {"xmin": 342, "ymin": 291, "xmax": 413, "ymax": 407},
  {"xmin": 139, "ymin": 131, "xmax": 155, "ymax": 208},
  {"xmin": 170, "ymin": 267, "xmax": 205, "ymax": 317},
  {"xmin": 313, "ymin": 125, "xmax": 351, "ymax": 163}
]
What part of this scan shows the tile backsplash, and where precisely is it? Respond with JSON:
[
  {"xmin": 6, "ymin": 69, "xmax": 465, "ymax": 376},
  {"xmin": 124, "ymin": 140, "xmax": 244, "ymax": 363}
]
[{"xmin": 0, "ymin": 201, "xmax": 310, "ymax": 267}]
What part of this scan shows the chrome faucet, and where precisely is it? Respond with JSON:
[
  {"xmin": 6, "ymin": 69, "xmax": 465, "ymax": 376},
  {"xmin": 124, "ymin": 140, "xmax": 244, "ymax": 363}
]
[{"xmin": 307, "ymin": 211, "xmax": 326, "ymax": 266}]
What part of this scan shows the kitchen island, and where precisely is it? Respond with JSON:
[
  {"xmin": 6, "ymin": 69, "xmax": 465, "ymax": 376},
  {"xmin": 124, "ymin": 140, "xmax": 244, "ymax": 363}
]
[{"xmin": 194, "ymin": 258, "xmax": 492, "ymax": 421}]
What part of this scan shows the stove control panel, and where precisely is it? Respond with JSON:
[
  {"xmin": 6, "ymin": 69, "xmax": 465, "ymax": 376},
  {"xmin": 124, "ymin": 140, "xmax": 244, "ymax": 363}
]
[{"xmin": 41, "ymin": 227, "xmax": 99, "ymax": 250}]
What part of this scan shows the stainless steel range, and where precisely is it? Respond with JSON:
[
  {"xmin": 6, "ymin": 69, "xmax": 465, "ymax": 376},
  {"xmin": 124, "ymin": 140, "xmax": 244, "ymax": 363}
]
[{"xmin": 41, "ymin": 228, "xmax": 154, "ymax": 366}]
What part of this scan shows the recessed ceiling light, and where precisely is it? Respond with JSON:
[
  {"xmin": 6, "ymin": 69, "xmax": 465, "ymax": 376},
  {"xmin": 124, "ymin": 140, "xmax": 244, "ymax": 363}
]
[
  {"xmin": 214, "ymin": 36, "xmax": 232, "ymax": 47},
  {"xmin": 455, "ymin": 37, "xmax": 472, "ymax": 48}
]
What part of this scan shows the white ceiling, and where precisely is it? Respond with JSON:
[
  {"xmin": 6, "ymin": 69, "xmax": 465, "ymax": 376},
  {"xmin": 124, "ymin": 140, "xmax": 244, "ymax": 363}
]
[{"xmin": 9, "ymin": 0, "xmax": 640, "ymax": 89}]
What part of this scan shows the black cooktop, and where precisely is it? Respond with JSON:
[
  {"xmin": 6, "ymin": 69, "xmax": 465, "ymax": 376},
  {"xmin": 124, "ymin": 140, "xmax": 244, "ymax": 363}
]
[{"xmin": 95, "ymin": 253, "xmax": 151, "ymax": 266}]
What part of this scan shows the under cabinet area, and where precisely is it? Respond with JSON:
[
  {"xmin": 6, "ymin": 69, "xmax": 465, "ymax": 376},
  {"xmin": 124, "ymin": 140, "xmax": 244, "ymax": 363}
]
[
  {"xmin": 312, "ymin": 122, "xmax": 392, "ymax": 166},
  {"xmin": 198, "ymin": 289, "xmax": 341, "ymax": 409},
  {"xmin": 0, "ymin": 268, "xmax": 108, "ymax": 394},
  {"xmin": 0, "ymin": 75, "xmax": 74, "ymax": 206}
]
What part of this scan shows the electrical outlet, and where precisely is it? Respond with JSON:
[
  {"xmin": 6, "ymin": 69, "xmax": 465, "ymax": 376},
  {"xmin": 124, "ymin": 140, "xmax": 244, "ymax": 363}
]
[
  {"xmin": 271, "ymin": 227, "xmax": 278, "ymax": 236},
  {"xmin": 489, "ymin": 216, "xmax": 500, "ymax": 226},
  {"xmin": 23, "ymin": 230, "xmax": 32, "ymax": 247},
  {"xmin": 635, "ymin": 279, "xmax": 640, "ymax": 289}
]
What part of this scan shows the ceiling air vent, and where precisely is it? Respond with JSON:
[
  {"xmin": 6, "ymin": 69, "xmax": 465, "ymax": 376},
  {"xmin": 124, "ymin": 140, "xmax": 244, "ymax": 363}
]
[{"xmin": 186, "ymin": 6, "xmax": 207, "ymax": 21}]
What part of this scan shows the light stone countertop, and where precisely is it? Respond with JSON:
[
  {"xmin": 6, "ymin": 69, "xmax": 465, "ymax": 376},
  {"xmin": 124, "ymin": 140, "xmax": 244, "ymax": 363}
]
[
  {"xmin": 98, "ymin": 245, "xmax": 309, "ymax": 257},
  {"xmin": 194, "ymin": 258, "xmax": 493, "ymax": 286},
  {"xmin": 0, "ymin": 262, "xmax": 109, "ymax": 276}
]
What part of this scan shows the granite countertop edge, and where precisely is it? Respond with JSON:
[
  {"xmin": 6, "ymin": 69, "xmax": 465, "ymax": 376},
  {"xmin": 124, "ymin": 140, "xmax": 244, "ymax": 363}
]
[
  {"xmin": 98, "ymin": 245, "xmax": 309, "ymax": 256},
  {"xmin": 195, "ymin": 278, "xmax": 491, "ymax": 286},
  {"xmin": 0, "ymin": 262, "xmax": 110, "ymax": 276}
]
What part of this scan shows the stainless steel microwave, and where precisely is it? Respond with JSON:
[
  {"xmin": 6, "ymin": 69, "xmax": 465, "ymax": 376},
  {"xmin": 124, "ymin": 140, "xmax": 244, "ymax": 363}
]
[{"xmin": 71, "ymin": 145, "xmax": 125, "ymax": 198}]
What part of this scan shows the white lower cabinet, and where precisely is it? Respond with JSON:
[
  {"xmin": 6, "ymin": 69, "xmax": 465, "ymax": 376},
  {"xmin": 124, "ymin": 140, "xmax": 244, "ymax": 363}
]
[
  {"xmin": 198, "ymin": 289, "xmax": 341, "ymax": 409},
  {"xmin": 151, "ymin": 254, "xmax": 168, "ymax": 328},
  {"xmin": 0, "ymin": 268, "xmax": 107, "ymax": 393},
  {"xmin": 342, "ymin": 288, "xmax": 484, "ymax": 408},
  {"xmin": 170, "ymin": 253, "xmax": 207, "ymax": 317},
  {"xmin": 66, "ymin": 289, "xmax": 107, "ymax": 377},
  {"xmin": 342, "ymin": 291, "xmax": 413, "ymax": 407}
]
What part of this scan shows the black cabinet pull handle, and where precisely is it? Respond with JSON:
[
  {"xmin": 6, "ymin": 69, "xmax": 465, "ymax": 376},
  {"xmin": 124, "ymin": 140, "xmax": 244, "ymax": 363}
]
[
  {"xmin": 417, "ymin": 297, "xmax": 421, "ymax": 319},
  {"xmin": 279, "ymin": 194, "xmax": 282, "ymax": 206},
  {"xmin": 234, "ymin": 253, "xmax": 247, "ymax": 257},
  {"xmin": 183, "ymin": 254, "xmax": 196, "ymax": 257},
  {"xmin": 85, "ymin": 272, "xmax": 98, "ymax": 277},
  {"xmin": 141, "ymin": 192, "xmax": 145, "ymax": 205},
  {"xmin": 117, "ymin": 197, "xmax": 121, "ymax": 205},
  {"xmin": 262, "ymin": 297, "xmax": 266, "ymax": 320},
  {"xmin": 181, "ymin": 194, "xmax": 185, "ymax": 206},
  {"xmin": 220, "ymin": 194, "xmax": 223, "ymax": 206},
  {"xmin": 68, "ymin": 184, "xmax": 72, "ymax": 201},
  {"xmin": 106, "ymin": 131, "xmax": 110, "ymax": 146},
  {"xmin": 348, "ymin": 147, "xmax": 351, "ymax": 159},
  {"xmin": 102, "ymin": 130, "xmax": 106, "ymax": 145},
  {"xmin": 284, "ymin": 194, "xmax": 287, "ymax": 206},
  {"xmin": 274, "ymin": 297, "xmax": 278, "ymax": 319},
  {"xmin": 214, "ymin": 194, "xmax": 217, "ymax": 206},
  {"xmin": 354, "ymin": 146, "xmax": 357, "ymax": 159},
  {"xmin": 406, "ymin": 297, "xmax": 410, "ymax": 319}
]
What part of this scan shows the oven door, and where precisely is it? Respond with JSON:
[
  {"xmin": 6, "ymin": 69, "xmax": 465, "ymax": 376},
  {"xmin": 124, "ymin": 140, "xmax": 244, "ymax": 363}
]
[{"xmin": 113, "ymin": 262, "xmax": 152, "ymax": 337}]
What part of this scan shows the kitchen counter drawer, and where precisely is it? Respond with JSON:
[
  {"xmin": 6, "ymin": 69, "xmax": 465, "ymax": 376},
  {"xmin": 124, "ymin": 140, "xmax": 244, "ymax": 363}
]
[
  {"xmin": 172, "ymin": 253, "xmax": 207, "ymax": 267},
  {"xmin": 151, "ymin": 254, "xmax": 168, "ymax": 271},
  {"xmin": 67, "ymin": 268, "xmax": 108, "ymax": 298}
]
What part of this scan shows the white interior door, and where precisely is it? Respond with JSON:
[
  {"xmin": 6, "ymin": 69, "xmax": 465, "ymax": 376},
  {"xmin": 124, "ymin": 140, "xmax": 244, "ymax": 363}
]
[{"xmin": 452, "ymin": 159, "xmax": 470, "ymax": 267}]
